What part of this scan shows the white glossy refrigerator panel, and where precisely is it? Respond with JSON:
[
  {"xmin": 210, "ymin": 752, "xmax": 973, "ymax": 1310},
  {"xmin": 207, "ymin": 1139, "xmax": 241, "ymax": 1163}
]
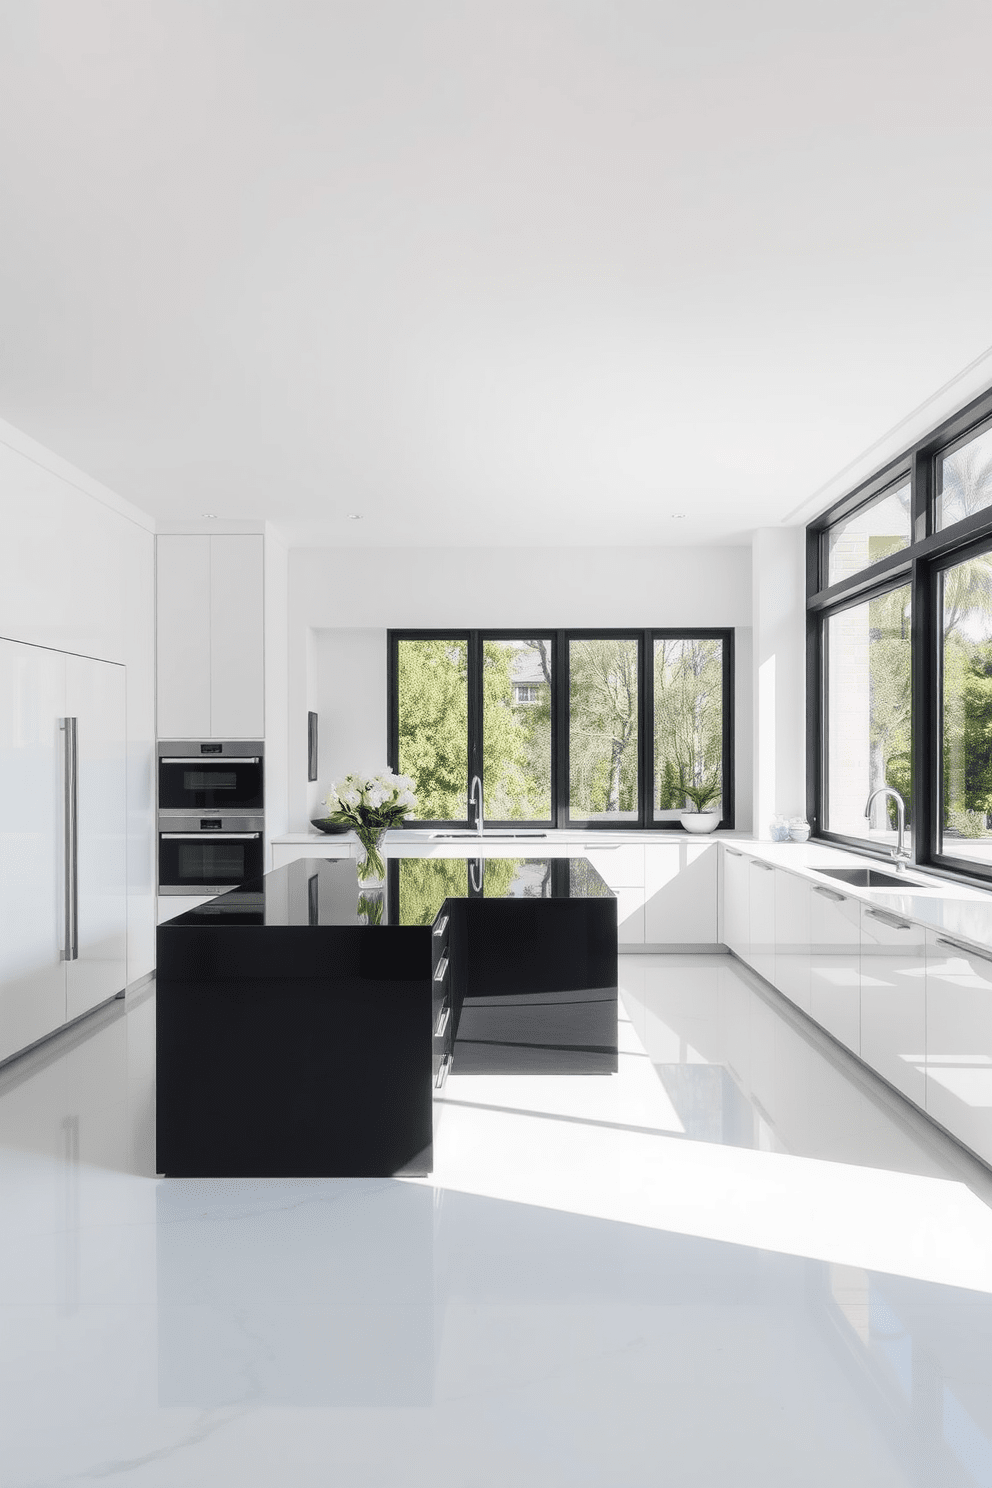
[
  {"xmin": 0, "ymin": 638, "xmax": 66, "ymax": 1060},
  {"xmin": 65, "ymin": 654, "xmax": 127, "ymax": 1021}
]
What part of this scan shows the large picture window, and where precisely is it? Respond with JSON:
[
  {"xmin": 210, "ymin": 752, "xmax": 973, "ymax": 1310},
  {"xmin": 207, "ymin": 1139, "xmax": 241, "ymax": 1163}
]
[
  {"xmin": 809, "ymin": 388, "xmax": 992, "ymax": 884},
  {"xmin": 389, "ymin": 630, "xmax": 734, "ymax": 830}
]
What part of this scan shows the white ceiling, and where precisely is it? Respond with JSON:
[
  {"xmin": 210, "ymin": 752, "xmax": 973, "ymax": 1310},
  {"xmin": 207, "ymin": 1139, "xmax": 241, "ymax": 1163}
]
[{"xmin": 2, "ymin": 0, "xmax": 992, "ymax": 548}]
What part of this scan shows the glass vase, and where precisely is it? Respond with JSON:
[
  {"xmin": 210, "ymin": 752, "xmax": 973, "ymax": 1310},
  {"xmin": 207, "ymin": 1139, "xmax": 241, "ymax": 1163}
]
[{"xmin": 355, "ymin": 826, "xmax": 387, "ymax": 886}]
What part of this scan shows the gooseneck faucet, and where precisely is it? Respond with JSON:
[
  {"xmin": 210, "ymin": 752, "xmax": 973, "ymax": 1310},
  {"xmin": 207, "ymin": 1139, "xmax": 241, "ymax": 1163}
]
[
  {"xmin": 864, "ymin": 785, "xmax": 910, "ymax": 871},
  {"xmin": 469, "ymin": 774, "xmax": 484, "ymax": 836}
]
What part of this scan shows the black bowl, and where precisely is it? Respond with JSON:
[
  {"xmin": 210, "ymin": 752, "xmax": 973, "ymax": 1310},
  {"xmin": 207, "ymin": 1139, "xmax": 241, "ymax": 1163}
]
[{"xmin": 310, "ymin": 819, "xmax": 352, "ymax": 836}]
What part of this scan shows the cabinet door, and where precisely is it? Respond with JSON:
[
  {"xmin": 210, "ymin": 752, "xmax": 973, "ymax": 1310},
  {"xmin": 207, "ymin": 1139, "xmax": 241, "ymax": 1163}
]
[
  {"xmin": 860, "ymin": 906, "xmax": 926, "ymax": 1105},
  {"xmin": 748, "ymin": 859, "xmax": 776, "ymax": 983},
  {"xmin": 722, "ymin": 847, "xmax": 750, "ymax": 960},
  {"xmin": 157, "ymin": 536, "xmax": 211, "ymax": 738},
  {"xmin": 774, "ymin": 870, "xmax": 811, "ymax": 1013},
  {"xmin": 925, "ymin": 930, "xmax": 992, "ymax": 1165},
  {"xmin": 809, "ymin": 885, "xmax": 861, "ymax": 1054},
  {"xmin": 210, "ymin": 536, "xmax": 264, "ymax": 738},
  {"xmin": 584, "ymin": 846, "xmax": 644, "ymax": 945},
  {"xmin": 643, "ymin": 841, "xmax": 718, "ymax": 944},
  {"xmin": 65, "ymin": 654, "xmax": 127, "ymax": 1021},
  {"xmin": 0, "ymin": 639, "xmax": 66, "ymax": 1060}
]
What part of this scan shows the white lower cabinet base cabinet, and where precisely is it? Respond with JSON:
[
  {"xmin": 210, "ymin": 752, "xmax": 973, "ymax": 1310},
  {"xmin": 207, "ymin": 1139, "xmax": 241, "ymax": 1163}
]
[
  {"xmin": 925, "ymin": 930, "xmax": 992, "ymax": 1166},
  {"xmin": 809, "ymin": 883, "xmax": 861, "ymax": 1055},
  {"xmin": 748, "ymin": 858, "xmax": 776, "ymax": 984},
  {"xmin": 642, "ymin": 842, "xmax": 717, "ymax": 944},
  {"xmin": 722, "ymin": 847, "xmax": 750, "ymax": 960},
  {"xmin": 773, "ymin": 869, "xmax": 811, "ymax": 1013},
  {"xmin": 860, "ymin": 906, "xmax": 926, "ymax": 1107},
  {"xmin": 584, "ymin": 846, "xmax": 645, "ymax": 946}
]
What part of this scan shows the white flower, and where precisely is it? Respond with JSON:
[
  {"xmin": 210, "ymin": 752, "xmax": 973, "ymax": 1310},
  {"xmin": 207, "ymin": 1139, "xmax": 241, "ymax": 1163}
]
[{"xmin": 396, "ymin": 789, "xmax": 415, "ymax": 807}]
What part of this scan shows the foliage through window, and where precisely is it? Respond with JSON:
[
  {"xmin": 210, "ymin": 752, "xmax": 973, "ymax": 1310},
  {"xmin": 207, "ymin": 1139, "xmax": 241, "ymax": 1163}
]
[{"xmin": 389, "ymin": 630, "xmax": 733, "ymax": 829}]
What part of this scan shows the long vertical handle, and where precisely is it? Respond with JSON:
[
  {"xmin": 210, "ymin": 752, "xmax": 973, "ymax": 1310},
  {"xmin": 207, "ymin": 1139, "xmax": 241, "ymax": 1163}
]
[{"xmin": 62, "ymin": 716, "xmax": 78, "ymax": 962}]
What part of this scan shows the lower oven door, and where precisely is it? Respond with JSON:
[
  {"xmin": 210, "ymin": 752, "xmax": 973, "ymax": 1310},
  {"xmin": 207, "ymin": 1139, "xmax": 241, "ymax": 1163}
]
[{"xmin": 159, "ymin": 832, "xmax": 264, "ymax": 894}]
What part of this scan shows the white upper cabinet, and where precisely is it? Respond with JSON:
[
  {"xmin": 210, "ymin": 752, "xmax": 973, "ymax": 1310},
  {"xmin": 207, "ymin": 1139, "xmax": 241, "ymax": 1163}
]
[
  {"xmin": 859, "ymin": 905, "xmax": 926, "ymax": 1107},
  {"xmin": 809, "ymin": 883, "xmax": 861, "ymax": 1054},
  {"xmin": 157, "ymin": 535, "xmax": 264, "ymax": 739},
  {"xmin": 774, "ymin": 869, "xmax": 811, "ymax": 1013},
  {"xmin": 643, "ymin": 841, "xmax": 718, "ymax": 944},
  {"xmin": 925, "ymin": 930, "xmax": 992, "ymax": 1166},
  {"xmin": 722, "ymin": 846, "xmax": 750, "ymax": 961},
  {"xmin": 156, "ymin": 536, "xmax": 211, "ymax": 738}
]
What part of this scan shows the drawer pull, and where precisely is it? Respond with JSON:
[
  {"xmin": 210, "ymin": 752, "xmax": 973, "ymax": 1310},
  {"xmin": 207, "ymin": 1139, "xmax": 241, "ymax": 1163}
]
[
  {"xmin": 435, "ymin": 1054, "xmax": 451, "ymax": 1090},
  {"xmin": 726, "ymin": 848, "xmax": 744, "ymax": 857},
  {"xmin": 935, "ymin": 936, "xmax": 992, "ymax": 964},
  {"xmin": 433, "ymin": 914, "xmax": 449, "ymax": 938},
  {"xmin": 865, "ymin": 908, "xmax": 912, "ymax": 931},
  {"xmin": 813, "ymin": 885, "xmax": 845, "ymax": 902},
  {"xmin": 433, "ymin": 955, "xmax": 449, "ymax": 982},
  {"xmin": 435, "ymin": 1005, "xmax": 450, "ymax": 1038},
  {"xmin": 751, "ymin": 861, "xmax": 774, "ymax": 872}
]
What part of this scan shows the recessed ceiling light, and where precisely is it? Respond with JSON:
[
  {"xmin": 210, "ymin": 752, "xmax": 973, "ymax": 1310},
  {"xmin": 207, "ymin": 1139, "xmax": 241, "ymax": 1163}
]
[
  {"xmin": 347, "ymin": 513, "xmax": 362, "ymax": 520},
  {"xmin": 670, "ymin": 513, "xmax": 686, "ymax": 519},
  {"xmin": 201, "ymin": 512, "xmax": 218, "ymax": 519}
]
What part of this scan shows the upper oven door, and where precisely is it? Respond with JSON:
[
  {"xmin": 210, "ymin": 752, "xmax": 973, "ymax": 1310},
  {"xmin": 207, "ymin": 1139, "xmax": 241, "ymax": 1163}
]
[{"xmin": 159, "ymin": 756, "xmax": 264, "ymax": 812}]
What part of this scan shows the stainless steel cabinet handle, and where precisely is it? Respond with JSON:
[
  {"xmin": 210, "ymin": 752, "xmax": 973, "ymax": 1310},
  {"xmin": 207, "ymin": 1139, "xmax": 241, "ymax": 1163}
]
[
  {"xmin": 433, "ymin": 914, "xmax": 449, "ymax": 937},
  {"xmin": 865, "ymin": 908, "xmax": 912, "ymax": 931},
  {"xmin": 935, "ymin": 936, "xmax": 992, "ymax": 964},
  {"xmin": 160, "ymin": 832, "xmax": 261, "ymax": 840},
  {"xmin": 813, "ymin": 885, "xmax": 845, "ymax": 902},
  {"xmin": 726, "ymin": 848, "xmax": 743, "ymax": 857},
  {"xmin": 434, "ymin": 1054, "xmax": 452, "ymax": 1090},
  {"xmin": 434, "ymin": 955, "xmax": 449, "ymax": 982},
  {"xmin": 435, "ymin": 1006, "xmax": 450, "ymax": 1038},
  {"xmin": 751, "ymin": 861, "xmax": 774, "ymax": 872},
  {"xmin": 61, "ymin": 717, "xmax": 78, "ymax": 962}
]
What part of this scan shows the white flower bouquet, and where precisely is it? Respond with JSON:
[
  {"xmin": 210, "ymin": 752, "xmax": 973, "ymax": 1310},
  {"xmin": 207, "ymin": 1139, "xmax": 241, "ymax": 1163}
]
[{"xmin": 323, "ymin": 770, "xmax": 418, "ymax": 883}]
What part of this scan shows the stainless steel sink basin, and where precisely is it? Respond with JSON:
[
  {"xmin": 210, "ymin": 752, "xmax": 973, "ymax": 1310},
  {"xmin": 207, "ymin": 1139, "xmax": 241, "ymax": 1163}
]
[
  {"xmin": 428, "ymin": 831, "xmax": 548, "ymax": 840},
  {"xmin": 815, "ymin": 866, "xmax": 934, "ymax": 890}
]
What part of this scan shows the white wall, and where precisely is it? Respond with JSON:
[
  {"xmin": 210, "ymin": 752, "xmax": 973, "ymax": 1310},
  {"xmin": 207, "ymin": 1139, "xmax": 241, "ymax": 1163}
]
[
  {"xmin": 288, "ymin": 545, "xmax": 753, "ymax": 831},
  {"xmin": 0, "ymin": 418, "xmax": 156, "ymax": 986},
  {"xmin": 263, "ymin": 525, "xmax": 289, "ymax": 859},
  {"xmin": 309, "ymin": 630, "xmax": 388, "ymax": 819},
  {"xmin": 752, "ymin": 526, "xmax": 807, "ymax": 837}
]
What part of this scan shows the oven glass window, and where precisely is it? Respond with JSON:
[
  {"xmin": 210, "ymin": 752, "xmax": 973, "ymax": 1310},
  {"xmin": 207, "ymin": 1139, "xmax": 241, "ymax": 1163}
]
[
  {"xmin": 179, "ymin": 844, "xmax": 247, "ymax": 882},
  {"xmin": 159, "ymin": 759, "xmax": 263, "ymax": 810},
  {"xmin": 184, "ymin": 770, "xmax": 237, "ymax": 792}
]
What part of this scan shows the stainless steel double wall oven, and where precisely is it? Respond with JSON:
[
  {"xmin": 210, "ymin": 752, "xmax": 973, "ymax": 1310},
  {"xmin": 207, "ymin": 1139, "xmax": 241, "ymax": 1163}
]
[{"xmin": 158, "ymin": 741, "xmax": 264, "ymax": 895}]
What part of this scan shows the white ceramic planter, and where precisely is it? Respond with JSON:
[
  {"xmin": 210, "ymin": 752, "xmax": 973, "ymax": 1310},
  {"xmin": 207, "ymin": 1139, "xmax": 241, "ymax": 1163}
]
[{"xmin": 680, "ymin": 811, "xmax": 720, "ymax": 834}]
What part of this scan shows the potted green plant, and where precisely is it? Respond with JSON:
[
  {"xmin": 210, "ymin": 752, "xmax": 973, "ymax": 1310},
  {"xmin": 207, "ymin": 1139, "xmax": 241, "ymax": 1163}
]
[{"xmin": 679, "ymin": 779, "xmax": 721, "ymax": 834}]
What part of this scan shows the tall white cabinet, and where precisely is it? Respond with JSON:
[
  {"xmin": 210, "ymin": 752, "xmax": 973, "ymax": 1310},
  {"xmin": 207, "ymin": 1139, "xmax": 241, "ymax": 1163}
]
[
  {"xmin": 156, "ymin": 534, "xmax": 264, "ymax": 739},
  {"xmin": 0, "ymin": 637, "xmax": 127, "ymax": 1063}
]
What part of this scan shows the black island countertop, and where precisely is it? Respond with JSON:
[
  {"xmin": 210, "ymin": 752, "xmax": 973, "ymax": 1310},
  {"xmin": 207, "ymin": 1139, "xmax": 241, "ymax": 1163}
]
[
  {"xmin": 165, "ymin": 854, "xmax": 614, "ymax": 928},
  {"xmin": 157, "ymin": 854, "xmax": 619, "ymax": 1179}
]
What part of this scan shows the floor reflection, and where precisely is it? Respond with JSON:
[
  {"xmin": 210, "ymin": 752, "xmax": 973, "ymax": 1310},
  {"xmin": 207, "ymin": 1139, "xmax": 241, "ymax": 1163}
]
[{"xmin": 2, "ymin": 956, "xmax": 992, "ymax": 1485}]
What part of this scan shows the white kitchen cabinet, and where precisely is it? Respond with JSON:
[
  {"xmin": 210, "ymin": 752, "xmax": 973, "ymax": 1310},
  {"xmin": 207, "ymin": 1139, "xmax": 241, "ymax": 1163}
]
[
  {"xmin": 643, "ymin": 841, "xmax": 718, "ymax": 944},
  {"xmin": 859, "ymin": 905, "xmax": 926, "ymax": 1106},
  {"xmin": 209, "ymin": 537, "xmax": 265, "ymax": 738},
  {"xmin": 722, "ymin": 846, "xmax": 750, "ymax": 961},
  {"xmin": 774, "ymin": 869, "xmax": 811, "ymax": 1013},
  {"xmin": 65, "ymin": 654, "xmax": 127, "ymax": 1022},
  {"xmin": 809, "ymin": 883, "xmax": 861, "ymax": 1054},
  {"xmin": 157, "ymin": 534, "xmax": 264, "ymax": 739},
  {"xmin": 748, "ymin": 858, "xmax": 776, "ymax": 984},
  {"xmin": 925, "ymin": 930, "xmax": 992, "ymax": 1165},
  {"xmin": 584, "ymin": 845, "xmax": 645, "ymax": 945},
  {"xmin": 0, "ymin": 638, "xmax": 127, "ymax": 1063},
  {"xmin": 156, "ymin": 536, "xmax": 211, "ymax": 738}
]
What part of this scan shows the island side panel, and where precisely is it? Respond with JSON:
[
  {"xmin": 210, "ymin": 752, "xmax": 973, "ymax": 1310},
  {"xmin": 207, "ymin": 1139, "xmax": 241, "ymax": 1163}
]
[{"xmin": 156, "ymin": 925, "xmax": 433, "ymax": 1177}]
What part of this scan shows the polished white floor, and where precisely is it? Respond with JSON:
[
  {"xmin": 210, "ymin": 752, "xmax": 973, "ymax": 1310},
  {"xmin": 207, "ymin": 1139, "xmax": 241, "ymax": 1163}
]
[{"xmin": 3, "ymin": 956, "xmax": 992, "ymax": 1486}]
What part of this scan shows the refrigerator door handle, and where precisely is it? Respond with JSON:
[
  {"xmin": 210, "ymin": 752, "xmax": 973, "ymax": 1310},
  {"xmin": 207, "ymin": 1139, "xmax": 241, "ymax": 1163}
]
[{"xmin": 61, "ymin": 717, "xmax": 78, "ymax": 962}]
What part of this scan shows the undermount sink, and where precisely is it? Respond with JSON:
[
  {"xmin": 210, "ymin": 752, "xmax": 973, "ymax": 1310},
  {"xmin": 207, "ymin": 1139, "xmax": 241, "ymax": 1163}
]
[
  {"xmin": 427, "ymin": 831, "xmax": 548, "ymax": 840},
  {"xmin": 815, "ymin": 866, "xmax": 935, "ymax": 890}
]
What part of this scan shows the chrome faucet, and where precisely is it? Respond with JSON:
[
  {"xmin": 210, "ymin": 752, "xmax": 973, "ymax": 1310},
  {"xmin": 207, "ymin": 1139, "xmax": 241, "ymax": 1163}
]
[
  {"xmin": 469, "ymin": 774, "xmax": 484, "ymax": 836},
  {"xmin": 864, "ymin": 785, "xmax": 910, "ymax": 871}
]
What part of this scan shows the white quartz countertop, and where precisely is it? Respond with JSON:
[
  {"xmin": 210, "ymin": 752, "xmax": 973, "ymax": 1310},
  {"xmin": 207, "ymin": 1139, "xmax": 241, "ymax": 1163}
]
[
  {"xmin": 274, "ymin": 828, "xmax": 744, "ymax": 846},
  {"xmin": 732, "ymin": 838, "xmax": 992, "ymax": 953}
]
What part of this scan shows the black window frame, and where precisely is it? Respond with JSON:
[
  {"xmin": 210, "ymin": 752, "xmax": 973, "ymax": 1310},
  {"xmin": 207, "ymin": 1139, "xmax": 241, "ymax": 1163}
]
[
  {"xmin": 808, "ymin": 382, "xmax": 992, "ymax": 886},
  {"xmin": 388, "ymin": 628, "xmax": 735, "ymax": 832}
]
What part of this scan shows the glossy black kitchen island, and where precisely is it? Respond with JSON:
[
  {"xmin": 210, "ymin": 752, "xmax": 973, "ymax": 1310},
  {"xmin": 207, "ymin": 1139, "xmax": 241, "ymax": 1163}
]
[{"xmin": 156, "ymin": 855, "xmax": 618, "ymax": 1178}]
